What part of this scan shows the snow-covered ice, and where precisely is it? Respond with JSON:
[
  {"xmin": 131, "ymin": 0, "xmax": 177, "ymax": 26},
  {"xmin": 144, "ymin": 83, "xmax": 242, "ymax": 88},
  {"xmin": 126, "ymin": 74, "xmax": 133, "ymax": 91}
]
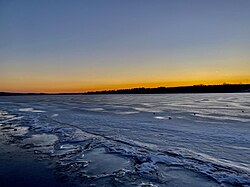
[{"xmin": 0, "ymin": 93, "xmax": 249, "ymax": 186}]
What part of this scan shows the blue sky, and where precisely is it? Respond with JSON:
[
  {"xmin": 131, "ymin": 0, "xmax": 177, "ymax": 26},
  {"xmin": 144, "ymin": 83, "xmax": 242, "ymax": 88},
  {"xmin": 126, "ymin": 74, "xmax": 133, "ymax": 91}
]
[{"xmin": 1, "ymin": 0, "xmax": 250, "ymax": 92}]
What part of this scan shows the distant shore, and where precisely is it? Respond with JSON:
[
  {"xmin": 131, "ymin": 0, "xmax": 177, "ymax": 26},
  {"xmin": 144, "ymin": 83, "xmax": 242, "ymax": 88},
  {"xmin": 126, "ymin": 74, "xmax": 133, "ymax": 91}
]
[{"xmin": 1, "ymin": 84, "xmax": 250, "ymax": 96}]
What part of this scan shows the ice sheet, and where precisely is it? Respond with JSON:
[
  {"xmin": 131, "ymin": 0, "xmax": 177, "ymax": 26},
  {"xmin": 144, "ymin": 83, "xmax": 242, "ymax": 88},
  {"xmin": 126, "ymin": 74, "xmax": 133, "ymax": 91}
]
[{"xmin": 0, "ymin": 93, "xmax": 250, "ymax": 186}]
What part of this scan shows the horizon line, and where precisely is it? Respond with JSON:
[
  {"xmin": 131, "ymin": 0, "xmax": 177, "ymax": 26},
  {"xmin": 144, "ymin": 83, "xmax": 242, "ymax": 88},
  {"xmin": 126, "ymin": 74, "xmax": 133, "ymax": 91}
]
[{"xmin": 1, "ymin": 83, "xmax": 250, "ymax": 95}]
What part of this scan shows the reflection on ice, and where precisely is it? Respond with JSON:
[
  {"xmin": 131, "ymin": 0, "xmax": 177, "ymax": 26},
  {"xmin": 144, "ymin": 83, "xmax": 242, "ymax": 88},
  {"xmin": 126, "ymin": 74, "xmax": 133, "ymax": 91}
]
[
  {"xmin": 84, "ymin": 147, "xmax": 132, "ymax": 176},
  {"xmin": 154, "ymin": 116, "xmax": 165, "ymax": 119},
  {"xmin": 139, "ymin": 182, "xmax": 158, "ymax": 187},
  {"xmin": 195, "ymin": 113, "xmax": 250, "ymax": 122},
  {"xmin": 19, "ymin": 108, "xmax": 45, "ymax": 113},
  {"xmin": 85, "ymin": 108, "xmax": 104, "ymax": 112},
  {"xmin": 157, "ymin": 166, "xmax": 220, "ymax": 187},
  {"xmin": 22, "ymin": 134, "xmax": 58, "ymax": 147},
  {"xmin": 114, "ymin": 111, "xmax": 139, "ymax": 115},
  {"xmin": 51, "ymin": 114, "xmax": 59, "ymax": 117}
]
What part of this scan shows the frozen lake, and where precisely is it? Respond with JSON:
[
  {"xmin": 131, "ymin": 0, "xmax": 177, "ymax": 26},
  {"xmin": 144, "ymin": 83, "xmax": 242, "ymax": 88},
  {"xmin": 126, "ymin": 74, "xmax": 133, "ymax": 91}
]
[{"xmin": 0, "ymin": 93, "xmax": 250, "ymax": 186}]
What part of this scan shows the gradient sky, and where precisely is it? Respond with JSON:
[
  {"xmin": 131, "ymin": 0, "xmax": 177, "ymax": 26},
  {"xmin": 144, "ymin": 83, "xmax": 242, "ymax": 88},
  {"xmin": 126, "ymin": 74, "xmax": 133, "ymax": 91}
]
[{"xmin": 1, "ymin": 0, "xmax": 250, "ymax": 93}]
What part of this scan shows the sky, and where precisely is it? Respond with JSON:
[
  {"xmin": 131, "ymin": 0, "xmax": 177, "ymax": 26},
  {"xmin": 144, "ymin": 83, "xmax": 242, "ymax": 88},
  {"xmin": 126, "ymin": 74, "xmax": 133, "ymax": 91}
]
[{"xmin": 0, "ymin": 0, "xmax": 250, "ymax": 93}]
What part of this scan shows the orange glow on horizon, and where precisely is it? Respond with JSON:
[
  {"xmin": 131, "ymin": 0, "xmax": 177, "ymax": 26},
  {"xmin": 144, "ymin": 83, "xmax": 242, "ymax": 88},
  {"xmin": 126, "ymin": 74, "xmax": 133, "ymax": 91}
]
[
  {"xmin": 1, "ymin": 78, "xmax": 249, "ymax": 93},
  {"xmin": 1, "ymin": 56, "xmax": 250, "ymax": 93}
]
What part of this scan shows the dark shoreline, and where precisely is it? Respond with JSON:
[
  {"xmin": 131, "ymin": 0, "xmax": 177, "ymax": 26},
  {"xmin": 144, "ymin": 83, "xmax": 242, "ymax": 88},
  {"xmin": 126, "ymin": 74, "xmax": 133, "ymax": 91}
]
[
  {"xmin": 1, "ymin": 84, "xmax": 250, "ymax": 96},
  {"xmin": 0, "ymin": 142, "xmax": 69, "ymax": 187}
]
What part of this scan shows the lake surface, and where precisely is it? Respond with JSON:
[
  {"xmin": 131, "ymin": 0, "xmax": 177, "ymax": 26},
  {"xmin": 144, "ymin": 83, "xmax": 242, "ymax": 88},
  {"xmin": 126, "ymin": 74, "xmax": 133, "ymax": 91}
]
[{"xmin": 0, "ymin": 94, "xmax": 250, "ymax": 186}]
